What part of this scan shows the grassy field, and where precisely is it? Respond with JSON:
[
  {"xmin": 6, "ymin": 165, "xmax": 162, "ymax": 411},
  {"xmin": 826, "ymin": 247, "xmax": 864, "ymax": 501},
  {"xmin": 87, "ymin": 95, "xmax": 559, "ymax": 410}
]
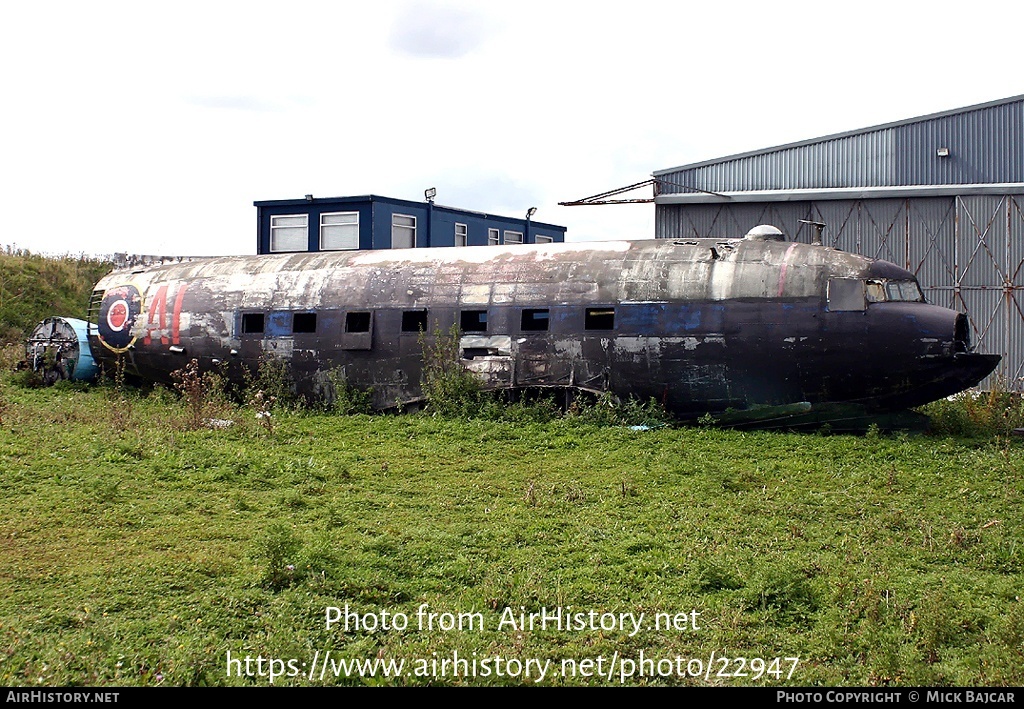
[{"xmin": 1, "ymin": 368, "xmax": 1022, "ymax": 687}]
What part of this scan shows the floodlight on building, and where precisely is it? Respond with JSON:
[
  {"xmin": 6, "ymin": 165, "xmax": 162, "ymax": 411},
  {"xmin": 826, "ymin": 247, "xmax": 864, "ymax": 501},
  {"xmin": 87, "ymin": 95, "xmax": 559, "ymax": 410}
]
[{"xmin": 425, "ymin": 187, "xmax": 437, "ymax": 202}]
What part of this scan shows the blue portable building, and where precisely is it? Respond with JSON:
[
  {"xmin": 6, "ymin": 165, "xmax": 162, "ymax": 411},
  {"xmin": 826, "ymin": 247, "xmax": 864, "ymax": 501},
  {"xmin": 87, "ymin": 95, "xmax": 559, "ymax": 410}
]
[{"xmin": 254, "ymin": 195, "xmax": 566, "ymax": 255}]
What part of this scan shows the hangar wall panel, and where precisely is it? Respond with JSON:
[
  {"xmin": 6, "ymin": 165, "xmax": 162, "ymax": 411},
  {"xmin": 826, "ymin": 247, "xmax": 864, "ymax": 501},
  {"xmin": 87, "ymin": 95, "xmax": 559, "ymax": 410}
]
[
  {"xmin": 908, "ymin": 198, "xmax": 957, "ymax": 289},
  {"xmin": 656, "ymin": 96, "xmax": 1023, "ymax": 193},
  {"xmin": 663, "ymin": 132, "xmax": 898, "ymax": 192},
  {"xmin": 897, "ymin": 101, "xmax": 1024, "ymax": 185}
]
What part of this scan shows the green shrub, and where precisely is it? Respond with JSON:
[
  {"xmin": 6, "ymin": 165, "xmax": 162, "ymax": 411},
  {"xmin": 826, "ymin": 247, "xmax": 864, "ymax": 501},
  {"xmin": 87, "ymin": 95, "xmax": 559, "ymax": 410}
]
[
  {"xmin": 252, "ymin": 523, "xmax": 303, "ymax": 591},
  {"xmin": 419, "ymin": 322, "xmax": 484, "ymax": 417},
  {"xmin": 569, "ymin": 391, "xmax": 673, "ymax": 428},
  {"xmin": 317, "ymin": 367, "xmax": 373, "ymax": 415},
  {"xmin": 920, "ymin": 387, "xmax": 1024, "ymax": 438},
  {"xmin": 243, "ymin": 354, "xmax": 296, "ymax": 409}
]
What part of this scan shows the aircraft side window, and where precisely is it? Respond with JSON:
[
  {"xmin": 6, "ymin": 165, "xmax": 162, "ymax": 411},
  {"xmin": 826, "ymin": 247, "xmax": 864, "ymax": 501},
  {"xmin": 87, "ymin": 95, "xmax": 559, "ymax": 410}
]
[
  {"xmin": 293, "ymin": 313, "xmax": 317, "ymax": 333},
  {"xmin": 585, "ymin": 307, "xmax": 615, "ymax": 330},
  {"xmin": 346, "ymin": 312, "xmax": 371, "ymax": 333},
  {"xmin": 827, "ymin": 279, "xmax": 866, "ymax": 312},
  {"xmin": 241, "ymin": 313, "xmax": 265, "ymax": 334},
  {"xmin": 460, "ymin": 310, "xmax": 488, "ymax": 332},
  {"xmin": 521, "ymin": 308, "xmax": 549, "ymax": 332},
  {"xmin": 402, "ymin": 310, "xmax": 428, "ymax": 333}
]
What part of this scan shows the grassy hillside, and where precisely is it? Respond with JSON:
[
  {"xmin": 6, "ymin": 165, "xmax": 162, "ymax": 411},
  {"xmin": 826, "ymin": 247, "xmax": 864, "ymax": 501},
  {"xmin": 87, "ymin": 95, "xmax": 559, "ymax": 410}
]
[{"xmin": 0, "ymin": 248, "xmax": 113, "ymax": 343}]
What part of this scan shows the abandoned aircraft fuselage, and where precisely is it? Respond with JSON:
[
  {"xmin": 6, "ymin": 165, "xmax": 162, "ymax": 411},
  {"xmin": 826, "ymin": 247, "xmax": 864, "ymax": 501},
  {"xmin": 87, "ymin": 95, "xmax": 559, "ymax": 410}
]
[{"xmin": 84, "ymin": 228, "xmax": 999, "ymax": 419}]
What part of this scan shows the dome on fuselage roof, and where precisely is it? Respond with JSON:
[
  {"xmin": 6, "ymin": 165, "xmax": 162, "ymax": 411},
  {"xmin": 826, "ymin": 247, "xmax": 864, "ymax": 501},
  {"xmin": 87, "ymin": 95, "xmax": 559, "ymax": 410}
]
[{"xmin": 744, "ymin": 225, "xmax": 786, "ymax": 241}]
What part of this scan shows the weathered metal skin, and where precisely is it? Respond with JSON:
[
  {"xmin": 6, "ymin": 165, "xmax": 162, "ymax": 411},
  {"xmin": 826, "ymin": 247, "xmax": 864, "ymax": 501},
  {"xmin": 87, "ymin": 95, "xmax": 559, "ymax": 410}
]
[{"xmin": 85, "ymin": 230, "xmax": 1000, "ymax": 419}]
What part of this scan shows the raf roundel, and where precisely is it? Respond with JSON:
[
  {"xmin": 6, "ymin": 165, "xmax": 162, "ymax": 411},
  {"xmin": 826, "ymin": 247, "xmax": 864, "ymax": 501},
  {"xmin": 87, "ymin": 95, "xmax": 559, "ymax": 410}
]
[
  {"xmin": 106, "ymin": 300, "xmax": 130, "ymax": 332},
  {"xmin": 97, "ymin": 284, "xmax": 143, "ymax": 353}
]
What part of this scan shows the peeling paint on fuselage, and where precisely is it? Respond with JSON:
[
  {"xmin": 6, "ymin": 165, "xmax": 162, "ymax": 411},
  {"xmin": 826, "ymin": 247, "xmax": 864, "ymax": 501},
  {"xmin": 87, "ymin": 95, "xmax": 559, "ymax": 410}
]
[{"xmin": 87, "ymin": 237, "xmax": 1000, "ymax": 418}]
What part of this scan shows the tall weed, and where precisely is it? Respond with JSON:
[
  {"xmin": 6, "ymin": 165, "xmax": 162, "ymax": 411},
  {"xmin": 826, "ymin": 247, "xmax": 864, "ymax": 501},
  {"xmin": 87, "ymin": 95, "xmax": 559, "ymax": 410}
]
[
  {"xmin": 171, "ymin": 358, "xmax": 232, "ymax": 430},
  {"xmin": 419, "ymin": 322, "xmax": 483, "ymax": 417},
  {"xmin": 920, "ymin": 385, "xmax": 1024, "ymax": 438},
  {"xmin": 242, "ymin": 354, "xmax": 296, "ymax": 409}
]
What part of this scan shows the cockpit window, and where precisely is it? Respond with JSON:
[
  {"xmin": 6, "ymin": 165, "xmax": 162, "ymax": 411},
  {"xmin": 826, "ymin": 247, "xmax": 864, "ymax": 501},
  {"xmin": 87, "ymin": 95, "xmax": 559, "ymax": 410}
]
[
  {"xmin": 886, "ymin": 280, "xmax": 924, "ymax": 302},
  {"xmin": 866, "ymin": 281, "xmax": 886, "ymax": 304},
  {"xmin": 865, "ymin": 279, "xmax": 925, "ymax": 304}
]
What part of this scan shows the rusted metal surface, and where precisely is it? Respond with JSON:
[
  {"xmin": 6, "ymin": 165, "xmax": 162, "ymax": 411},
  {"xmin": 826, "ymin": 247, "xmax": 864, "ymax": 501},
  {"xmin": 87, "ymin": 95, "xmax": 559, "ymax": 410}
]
[{"xmin": 81, "ymin": 228, "xmax": 999, "ymax": 421}]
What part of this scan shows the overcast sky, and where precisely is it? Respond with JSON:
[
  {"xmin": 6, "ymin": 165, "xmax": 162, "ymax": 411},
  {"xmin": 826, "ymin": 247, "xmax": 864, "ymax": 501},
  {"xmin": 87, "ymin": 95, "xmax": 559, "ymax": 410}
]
[{"xmin": 1, "ymin": 0, "xmax": 1021, "ymax": 256}]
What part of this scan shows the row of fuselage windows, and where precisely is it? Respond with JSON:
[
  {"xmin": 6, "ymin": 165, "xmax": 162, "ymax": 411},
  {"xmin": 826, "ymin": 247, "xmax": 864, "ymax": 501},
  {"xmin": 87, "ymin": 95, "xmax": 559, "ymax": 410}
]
[
  {"xmin": 239, "ymin": 308, "xmax": 617, "ymax": 336},
  {"xmin": 270, "ymin": 212, "xmax": 556, "ymax": 252}
]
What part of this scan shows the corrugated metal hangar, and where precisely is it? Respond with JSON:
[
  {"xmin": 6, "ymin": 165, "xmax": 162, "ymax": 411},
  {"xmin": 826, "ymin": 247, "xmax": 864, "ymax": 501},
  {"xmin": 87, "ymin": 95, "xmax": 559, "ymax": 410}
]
[{"xmin": 653, "ymin": 95, "xmax": 1024, "ymax": 389}]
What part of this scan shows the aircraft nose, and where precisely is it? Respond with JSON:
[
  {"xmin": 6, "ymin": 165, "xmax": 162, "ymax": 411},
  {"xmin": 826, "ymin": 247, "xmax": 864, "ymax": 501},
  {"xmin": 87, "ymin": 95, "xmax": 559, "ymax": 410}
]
[
  {"xmin": 953, "ymin": 313, "xmax": 971, "ymax": 353},
  {"xmin": 930, "ymin": 309, "xmax": 1001, "ymax": 394}
]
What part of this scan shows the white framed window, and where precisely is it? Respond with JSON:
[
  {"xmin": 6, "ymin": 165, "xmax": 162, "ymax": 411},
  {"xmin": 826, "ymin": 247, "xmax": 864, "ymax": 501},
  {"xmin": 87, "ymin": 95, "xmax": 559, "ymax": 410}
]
[
  {"xmin": 535, "ymin": 235, "xmax": 553, "ymax": 244},
  {"xmin": 488, "ymin": 228, "xmax": 500, "ymax": 246},
  {"xmin": 504, "ymin": 230, "xmax": 523, "ymax": 245},
  {"xmin": 455, "ymin": 223, "xmax": 468, "ymax": 247},
  {"xmin": 270, "ymin": 214, "xmax": 308, "ymax": 252},
  {"xmin": 392, "ymin": 213, "xmax": 416, "ymax": 249},
  {"xmin": 320, "ymin": 212, "xmax": 359, "ymax": 250}
]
